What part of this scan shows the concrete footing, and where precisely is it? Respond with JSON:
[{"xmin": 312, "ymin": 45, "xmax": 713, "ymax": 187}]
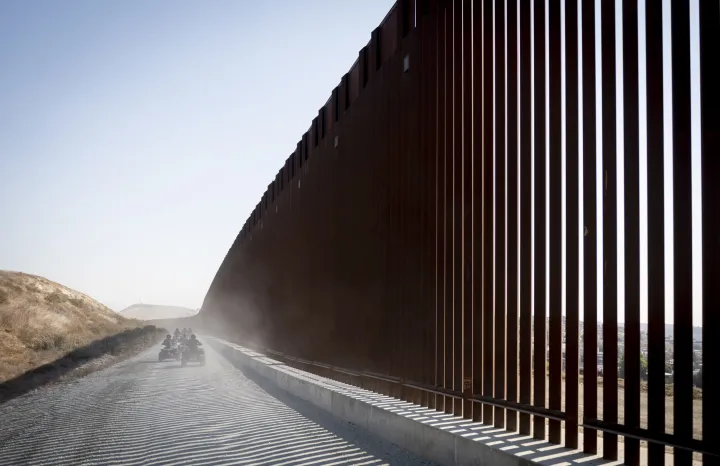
[{"xmin": 208, "ymin": 337, "xmax": 619, "ymax": 466}]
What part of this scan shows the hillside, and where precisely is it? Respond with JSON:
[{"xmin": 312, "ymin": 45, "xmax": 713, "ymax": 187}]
[
  {"xmin": 0, "ymin": 271, "xmax": 148, "ymax": 384},
  {"xmin": 119, "ymin": 303, "xmax": 198, "ymax": 320}
]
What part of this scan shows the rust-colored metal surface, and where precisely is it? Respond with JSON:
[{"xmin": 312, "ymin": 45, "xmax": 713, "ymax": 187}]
[{"xmin": 200, "ymin": 1, "xmax": 718, "ymax": 462}]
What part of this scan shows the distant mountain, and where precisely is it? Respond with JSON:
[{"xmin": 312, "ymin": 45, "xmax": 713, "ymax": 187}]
[{"xmin": 119, "ymin": 304, "xmax": 198, "ymax": 321}]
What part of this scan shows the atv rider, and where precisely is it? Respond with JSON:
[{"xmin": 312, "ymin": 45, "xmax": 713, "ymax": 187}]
[
  {"xmin": 174, "ymin": 328, "xmax": 181, "ymax": 339},
  {"xmin": 185, "ymin": 334, "xmax": 202, "ymax": 354},
  {"xmin": 162, "ymin": 334, "xmax": 174, "ymax": 349}
]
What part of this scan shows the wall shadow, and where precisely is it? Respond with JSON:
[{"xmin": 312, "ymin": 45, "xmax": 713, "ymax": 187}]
[
  {"xmin": 0, "ymin": 325, "xmax": 165, "ymax": 404},
  {"xmin": 215, "ymin": 345, "xmax": 439, "ymax": 466}
]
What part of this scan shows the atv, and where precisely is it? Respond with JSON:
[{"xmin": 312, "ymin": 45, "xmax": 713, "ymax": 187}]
[
  {"xmin": 180, "ymin": 346, "xmax": 205, "ymax": 367},
  {"xmin": 158, "ymin": 345, "xmax": 179, "ymax": 361}
]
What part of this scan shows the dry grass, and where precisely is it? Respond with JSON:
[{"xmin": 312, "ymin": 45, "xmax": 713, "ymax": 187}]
[
  {"xmin": 522, "ymin": 375, "xmax": 704, "ymax": 462},
  {"xmin": 0, "ymin": 270, "xmax": 145, "ymax": 384}
]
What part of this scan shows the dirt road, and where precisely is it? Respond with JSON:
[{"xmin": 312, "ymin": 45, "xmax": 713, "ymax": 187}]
[{"xmin": 0, "ymin": 342, "xmax": 436, "ymax": 466}]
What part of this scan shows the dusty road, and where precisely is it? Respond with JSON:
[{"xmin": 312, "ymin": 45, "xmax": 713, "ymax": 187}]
[{"xmin": 0, "ymin": 342, "xmax": 435, "ymax": 466}]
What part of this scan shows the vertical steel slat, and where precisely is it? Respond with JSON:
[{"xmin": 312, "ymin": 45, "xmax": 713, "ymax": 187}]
[
  {"xmin": 436, "ymin": 1, "xmax": 448, "ymax": 413},
  {"xmin": 394, "ymin": 41, "xmax": 404, "ymax": 398},
  {"xmin": 418, "ymin": 0, "xmax": 428, "ymax": 405},
  {"xmin": 355, "ymin": 74, "xmax": 365, "ymax": 372},
  {"xmin": 600, "ymin": 0, "xmax": 618, "ymax": 458},
  {"xmin": 482, "ymin": 0, "xmax": 495, "ymax": 425},
  {"xmin": 622, "ymin": 1, "xmax": 640, "ymax": 464},
  {"xmin": 381, "ymin": 44, "xmax": 391, "ymax": 383},
  {"xmin": 413, "ymin": 19, "xmax": 424, "ymax": 406},
  {"xmin": 452, "ymin": 0, "xmax": 464, "ymax": 417},
  {"xmin": 433, "ymin": 0, "xmax": 444, "ymax": 412},
  {"xmin": 402, "ymin": 15, "xmax": 414, "ymax": 402},
  {"xmin": 505, "ymin": 0, "xmax": 519, "ymax": 433},
  {"xmin": 547, "ymin": 0, "xmax": 562, "ymax": 446},
  {"xmin": 443, "ymin": 0, "xmax": 455, "ymax": 411},
  {"xmin": 493, "ymin": 0, "xmax": 507, "ymax": 429},
  {"xmin": 373, "ymin": 52, "xmax": 383, "ymax": 384},
  {"xmin": 372, "ymin": 29, "xmax": 383, "ymax": 382},
  {"xmin": 409, "ymin": 4, "xmax": 430, "ymax": 405},
  {"xmin": 389, "ymin": 35, "xmax": 399, "ymax": 397},
  {"xmin": 412, "ymin": 1, "xmax": 422, "ymax": 401},
  {"xmin": 472, "ymin": 0, "xmax": 485, "ymax": 423},
  {"xmin": 532, "ymin": 0, "xmax": 547, "ymax": 440},
  {"xmin": 365, "ymin": 55, "xmax": 377, "ymax": 380},
  {"xmin": 418, "ymin": 5, "xmax": 428, "ymax": 405},
  {"xmin": 443, "ymin": 0, "xmax": 455, "ymax": 413},
  {"xmin": 413, "ymin": 25, "xmax": 424, "ymax": 403},
  {"xmin": 670, "ymin": 2, "xmax": 693, "ymax": 464},
  {"xmin": 366, "ymin": 33, "xmax": 376, "ymax": 387},
  {"xmin": 372, "ymin": 36, "xmax": 394, "ymax": 378},
  {"xmin": 384, "ymin": 2, "xmax": 397, "ymax": 401},
  {"xmin": 364, "ymin": 73, "xmax": 375, "ymax": 374},
  {"xmin": 700, "ymin": 1, "xmax": 720, "ymax": 464},
  {"xmin": 361, "ymin": 82, "xmax": 370, "ymax": 371},
  {"xmin": 382, "ymin": 43, "xmax": 393, "ymax": 394},
  {"xmin": 380, "ymin": 46, "xmax": 392, "ymax": 385},
  {"xmin": 432, "ymin": 0, "xmax": 441, "ymax": 410},
  {"xmin": 410, "ymin": 24, "xmax": 421, "ymax": 399},
  {"xmin": 402, "ymin": 30, "xmax": 411, "ymax": 403},
  {"xmin": 396, "ymin": 42, "xmax": 404, "ymax": 395},
  {"xmin": 388, "ymin": 43, "xmax": 396, "ymax": 385},
  {"xmin": 370, "ymin": 33, "xmax": 383, "ymax": 376},
  {"xmin": 427, "ymin": 3, "xmax": 441, "ymax": 408},
  {"xmin": 581, "ymin": 0, "xmax": 598, "ymax": 453},
  {"xmin": 462, "ymin": 0, "xmax": 474, "ymax": 420},
  {"xmin": 518, "ymin": 0, "xmax": 533, "ymax": 435},
  {"xmin": 644, "ymin": 1, "xmax": 665, "ymax": 462},
  {"xmin": 564, "ymin": 0, "xmax": 580, "ymax": 450}
]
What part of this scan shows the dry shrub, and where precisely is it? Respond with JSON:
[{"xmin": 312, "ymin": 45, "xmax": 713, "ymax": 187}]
[
  {"xmin": 2, "ymin": 281, "xmax": 24, "ymax": 296},
  {"xmin": 0, "ymin": 288, "xmax": 7, "ymax": 305},
  {"xmin": 69, "ymin": 298, "xmax": 86, "ymax": 308},
  {"xmin": 44, "ymin": 292, "xmax": 66, "ymax": 304}
]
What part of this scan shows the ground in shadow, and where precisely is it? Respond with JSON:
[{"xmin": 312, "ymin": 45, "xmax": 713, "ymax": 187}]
[{"xmin": 0, "ymin": 325, "xmax": 166, "ymax": 404}]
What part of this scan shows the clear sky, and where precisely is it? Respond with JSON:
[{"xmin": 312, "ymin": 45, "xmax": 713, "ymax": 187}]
[{"xmin": 0, "ymin": 0, "xmax": 395, "ymax": 311}]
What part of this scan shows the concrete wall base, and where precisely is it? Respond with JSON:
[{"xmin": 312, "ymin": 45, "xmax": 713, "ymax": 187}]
[{"xmin": 208, "ymin": 337, "xmax": 619, "ymax": 466}]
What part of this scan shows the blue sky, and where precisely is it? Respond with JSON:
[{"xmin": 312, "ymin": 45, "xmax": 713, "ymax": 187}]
[{"xmin": 0, "ymin": 0, "xmax": 394, "ymax": 311}]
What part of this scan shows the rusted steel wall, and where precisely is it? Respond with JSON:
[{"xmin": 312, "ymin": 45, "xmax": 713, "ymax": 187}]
[{"xmin": 202, "ymin": 1, "xmax": 719, "ymax": 463}]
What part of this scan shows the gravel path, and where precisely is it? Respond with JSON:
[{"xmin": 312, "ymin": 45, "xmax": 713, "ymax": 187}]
[{"xmin": 0, "ymin": 342, "xmax": 436, "ymax": 466}]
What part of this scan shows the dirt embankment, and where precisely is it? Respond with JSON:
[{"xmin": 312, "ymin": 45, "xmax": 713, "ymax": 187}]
[{"xmin": 0, "ymin": 271, "xmax": 166, "ymax": 399}]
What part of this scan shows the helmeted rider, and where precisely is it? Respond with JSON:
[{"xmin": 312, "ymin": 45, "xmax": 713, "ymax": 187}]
[
  {"xmin": 162, "ymin": 334, "xmax": 173, "ymax": 349},
  {"xmin": 186, "ymin": 334, "xmax": 202, "ymax": 353},
  {"xmin": 174, "ymin": 328, "xmax": 181, "ymax": 339}
]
